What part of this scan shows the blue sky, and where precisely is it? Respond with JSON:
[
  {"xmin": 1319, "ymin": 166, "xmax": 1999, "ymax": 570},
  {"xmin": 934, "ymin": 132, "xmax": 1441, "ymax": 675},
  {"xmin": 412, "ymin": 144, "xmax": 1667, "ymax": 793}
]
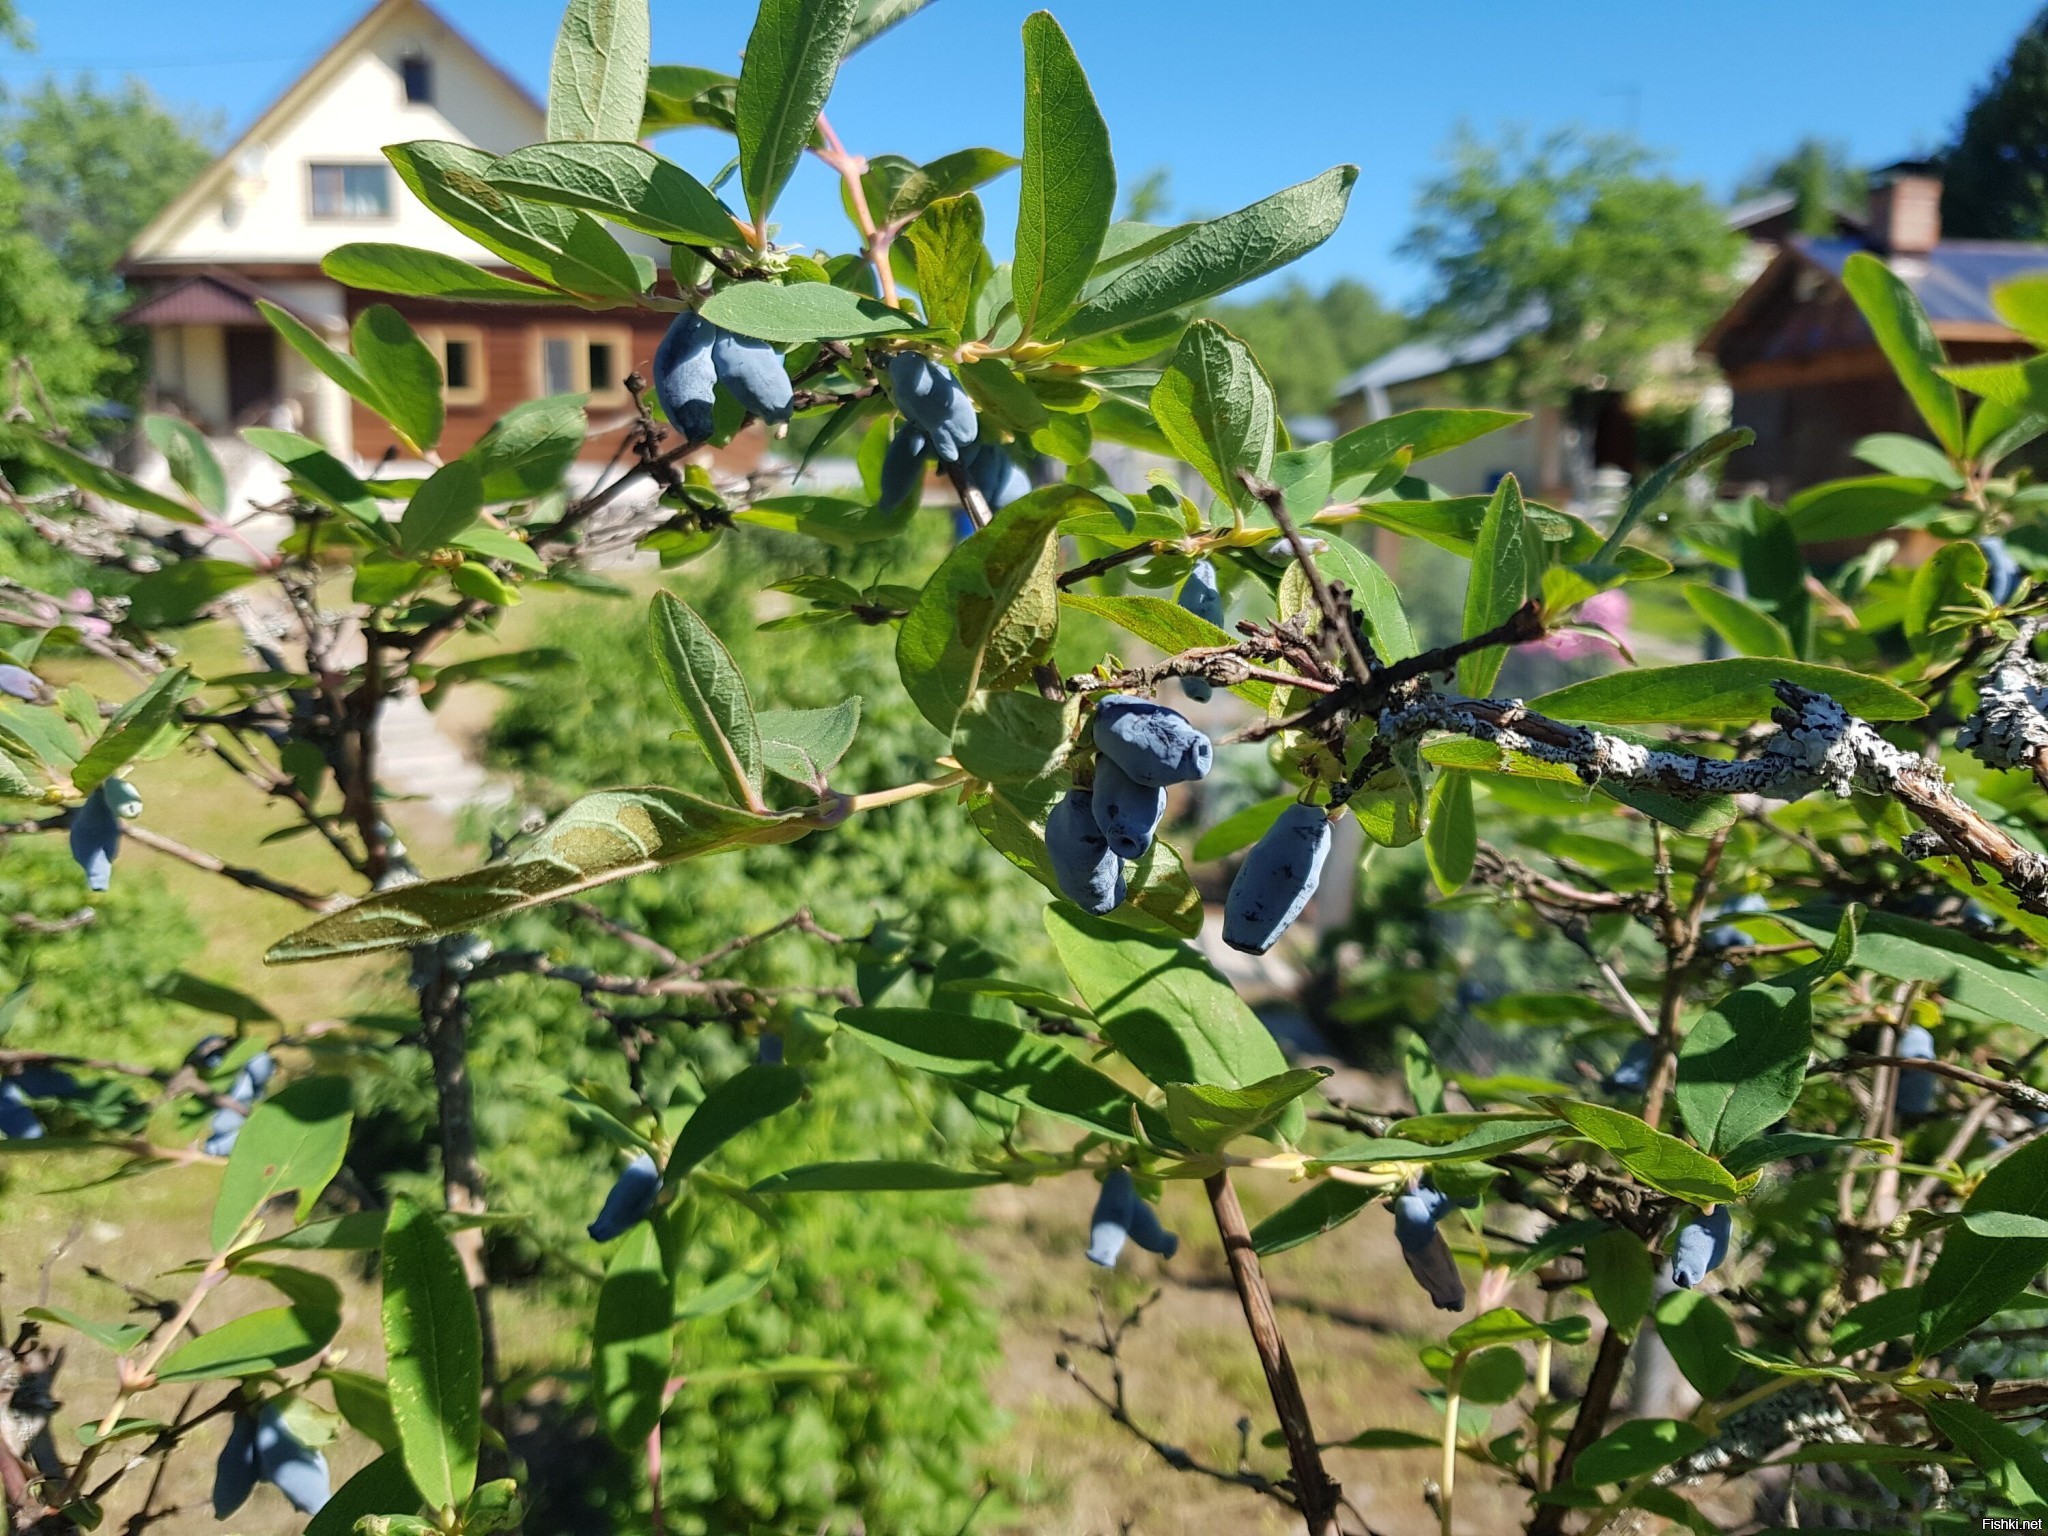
[{"xmin": 5, "ymin": 0, "xmax": 2041, "ymax": 303}]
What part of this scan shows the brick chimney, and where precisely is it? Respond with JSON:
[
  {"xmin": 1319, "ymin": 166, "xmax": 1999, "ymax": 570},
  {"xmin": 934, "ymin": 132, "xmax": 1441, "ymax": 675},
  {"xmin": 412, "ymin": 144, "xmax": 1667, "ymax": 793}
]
[{"xmin": 1867, "ymin": 162, "xmax": 1942, "ymax": 255}]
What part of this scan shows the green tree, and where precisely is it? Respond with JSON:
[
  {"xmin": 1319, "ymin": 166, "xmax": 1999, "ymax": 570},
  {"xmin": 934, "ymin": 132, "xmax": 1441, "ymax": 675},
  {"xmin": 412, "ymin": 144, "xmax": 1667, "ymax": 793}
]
[
  {"xmin": 1208, "ymin": 278, "xmax": 1405, "ymax": 417},
  {"xmin": 0, "ymin": 164, "xmax": 115, "ymax": 419},
  {"xmin": 1401, "ymin": 127, "xmax": 1742, "ymax": 403},
  {"xmin": 1943, "ymin": 6, "xmax": 2048, "ymax": 238},
  {"xmin": 1736, "ymin": 135, "xmax": 1862, "ymax": 235}
]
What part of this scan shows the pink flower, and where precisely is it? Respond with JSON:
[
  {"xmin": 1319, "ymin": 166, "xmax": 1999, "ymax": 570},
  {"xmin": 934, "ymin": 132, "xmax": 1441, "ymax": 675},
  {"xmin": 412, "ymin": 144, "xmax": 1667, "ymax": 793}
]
[{"xmin": 1540, "ymin": 589, "xmax": 1629, "ymax": 660}]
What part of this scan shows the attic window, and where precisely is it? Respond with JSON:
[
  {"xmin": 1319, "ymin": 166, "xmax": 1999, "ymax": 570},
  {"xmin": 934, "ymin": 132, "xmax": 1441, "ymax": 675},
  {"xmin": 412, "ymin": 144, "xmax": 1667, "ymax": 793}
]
[
  {"xmin": 401, "ymin": 55, "xmax": 433, "ymax": 104},
  {"xmin": 309, "ymin": 163, "xmax": 393, "ymax": 219}
]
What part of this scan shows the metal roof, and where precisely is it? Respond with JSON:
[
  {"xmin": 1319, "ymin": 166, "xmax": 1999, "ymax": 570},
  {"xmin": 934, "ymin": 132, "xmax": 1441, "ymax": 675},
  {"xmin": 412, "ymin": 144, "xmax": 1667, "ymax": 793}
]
[
  {"xmin": 1795, "ymin": 236, "xmax": 2048, "ymax": 325},
  {"xmin": 1334, "ymin": 307, "xmax": 1546, "ymax": 398}
]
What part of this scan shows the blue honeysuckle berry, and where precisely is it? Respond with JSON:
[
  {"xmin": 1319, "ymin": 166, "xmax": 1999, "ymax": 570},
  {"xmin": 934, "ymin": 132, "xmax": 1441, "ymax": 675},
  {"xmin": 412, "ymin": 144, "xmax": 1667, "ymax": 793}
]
[
  {"xmin": 1895, "ymin": 1023, "xmax": 1938, "ymax": 1118},
  {"xmin": 967, "ymin": 439, "xmax": 1030, "ymax": 511},
  {"xmin": 206, "ymin": 1105, "xmax": 247, "ymax": 1158},
  {"xmin": 1092, "ymin": 695, "xmax": 1213, "ymax": 787},
  {"xmin": 1390, "ymin": 1185, "xmax": 1465, "ymax": 1311},
  {"xmin": 588, "ymin": 1151, "xmax": 662, "ymax": 1242},
  {"xmin": 887, "ymin": 353, "xmax": 977, "ymax": 463},
  {"xmin": 1087, "ymin": 1167, "xmax": 1174, "ymax": 1266},
  {"xmin": 68, "ymin": 786, "xmax": 121, "ymax": 893},
  {"xmin": 229, "ymin": 1051, "xmax": 276, "ymax": 1107},
  {"xmin": 99, "ymin": 778, "xmax": 143, "ymax": 820},
  {"xmin": 1980, "ymin": 535, "xmax": 2022, "ymax": 605},
  {"xmin": 11, "ymin": 1065, "xmax": 79, "ymax": 1100},
  {"xmin": 879, "ymin": 422, "xmax": 929, "ymax": 511},
  {"xmin": 1125, "ymin": 1195, "xmax": 1179, "ymax": 1259},
  {"xmin": 653, "ymin": 312, "xmax": 716, "ymax": 443},
  {"xmin": 1046, "ymin": 788, "xmax": 1126, "ymax": 915},
  {"xmin": 757, "ymin": 1032, "xmax": 785, "ymax": 1066},
  {"xmin": 253, "ymin": 1403, "xmax": 330, "ymax": 1515},
  {"xmin": 212, "ymin": 1411, "xmax": 261, "ymax": 1518},
  {"xmin": 1222, "ymin": 803, "xmax": 1333, "ymax": 956},
  {"xmin": 1176, "ymin": 560, "xmax": 1225, "ymax": 703},
  {"xmin": 0, "ymin": 664, "xmax": 39, "ymax": 700},
  {"xmin": 187, "ymin": 1034, "xmax": 231, "ymax": 1073},
  {"xmin": 1088, "ymin": 755, "xmax": 1167, "ymax": 862},
  {"xmin": 1602, "ymin": 1038, "xmax": 1655, "ymax": 1096},
  {"xmin": 709, "ymin": 327, "xmax": 794, "ymax": 424},
  {"xmin": 1670, "ymin": 1205, "xmax": 1732, "ymax": 1289},
  {"xmin": 0, "ymin": 1082, "xmax": 44, "ymax": 1140}
]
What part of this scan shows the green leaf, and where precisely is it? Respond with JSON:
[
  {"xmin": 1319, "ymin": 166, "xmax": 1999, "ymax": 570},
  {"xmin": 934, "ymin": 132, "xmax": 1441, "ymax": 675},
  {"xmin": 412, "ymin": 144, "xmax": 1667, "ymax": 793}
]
[
  {"xmin": 896, "ymin": 485, "xmax": 1099, "ymax": 734},
  {"xmin": 381, "ymin": 1195, "xmax": 482, "ymax": 1509},
  {"xmin": 1674, "ymin": 977, "xmax": 1812, "ymax": 1156},
  {"xmin": 1962, "ymin": 1210, "xmax": 2048, "ymax": 1238},
  {"xmin": 1161, "ymin": 1068, "xmax": 1327, "ymax": 1152},
  {"xmin": 143, "ymin": 415, "xmax": 225, "ymax": 515},
  {"xmin": 1424, "ymin": 772, "xmax": 1477, "ymax": 894},
  {"xmin": 250, "ymin": 298, "xmax": 376, "ymax": 432},
  {"xmin": 493, "ymin": 141, "xmax": 739, "ymax": 249},
  {"xmin": 397, "ymin": 460, "xmax": 483, "ymax": 557},
  {"xmin": 1150, "ymin": 320, "xmax": 1275, "ymax": 514},
  {"xmin": 1057, "ymin": 592, "xmax": 1271, "ymax": 707},
  {"xmin": 592, "ymin": 1220, "xmax": 672, "ymax": 1452},
  {"xmin": 676, "ymin": 1249, "xmax": 779, "ymax": 1321},
  {"xmin": 1193, "ymin": 794, "xmax": 1292, "ymax": 863},
  {"xmin": 1842, "ymin": 250, "xmax": 1964, "ymax": 454},
  {"xmin": 849, "ymin": 0, "xmax": 935, "ymax": 49},
  {"xmin": 352, "ymin": 305, "xmax": 445, "ymax": 454},
  {"xmin": 1248, "ymin": 1179, "xmax": 1380, "ymax": 1256},
  {"xmin": 648, "ymin": 591, "xmax": 763, "ymax": 807},
  {"xmin": 1459, "ymin": 473, "xmax": 1531, "ymax": 695},
  {"xmin": 243, "ymin": 427, "xmax": 385, "ymax": 529},
  {"xmin": 154, "ymin": 1298, "xmax": 339, "ymax": 1383},
  {"xmin": 1584, "ymin": 1226, "xmax": 1655, "ymax": 1340},
  {"xmin": 22, "ymin": 1306, "xmax": 149, "ymax": 1354},
  {"xmin": 1572, "ymin": 1418, "xmax": 1709, "ymax": 1488},
  {"xmin": 1055, "ymin": 166, "xmax": 1356, "ymax": 340},
  {"xmin": 661, "ymin": 1063, "xmax": 804, "ymax": 1192},
  {"xmin": 1315, "ymin": 1115, "xmax": 1567, "ymax": 1166},
  {"xmin": 1538, "ymin": 1098, "xmax": 1740, "ymax": 1206},
  {"xmin": 756, "ymin": 700, "xmax": 860, "ymax": 791},
  {"xmin": 548, "ymin": 0, "xmax": 651, "ymax": 142},
  {"xmin": 27, "ymin": 436, "xmax": 200, "ymax": 525},
  {"xmin": 1012, "ymin": 10, "xmax": 1113, "ymax": 338},
  {"xmin": 123, "ymin": 559, "xmax": 264, "ymax": 629},
  {"xmin": 735, "ymin": 0, "xmax": 860, "ymax": 229},
  {"xmin": 1768, "ymin": 906, "xmax": 2048, "ymax": 1038},
  {"xmin": 966, "ymin": 786, "xmax": 1203, "ymax": 938},
  {"xmin": 1926, "ymin": 1398, "xmax": 2048, "ymax": 1510},
  {"xmin": 1919, "ymin": 1135, "xmax": 2048, "ymax": 1355},
  {"xmin": 210, "ymin": 1076, "xmax": 353, "ymax": 1251},
  {"xmin": 1529, "ymin": 658, "xmax": 1925, "ymax": 726},
  {"xmin": 1904, "ymin": 540, "xmax": 1991, "ymax": 654},
  {"xmin": 266, "ymin": 789, "xmax": 810, "ymax": 961},
  {"xmin": 1447, "ymin": 1307, "xmax": 1591, "ymax": 1351},
  {"xmin": 736, "ymin": 492, "xmax": 914, "ymax": 547},
  {"xmin": 1830, "ymin": 1287, "xmax": 1922, "ymax": 1355},
  {"xmin": 1046, "ymin": 904, "xmax": 1295, "ymax": 1122},
  {"xmin": 1280, "ymin": 533, "xmax": 1415, "ymax": 663},
  {"xmin": 1326, "ymin": 409, "xmax": 1526, "ymax": 492},
  {"xmin": 305, "ymin": 1452, "xmax": 422, "ymax": 1536},
  {"xmin": 699, "ymin": 280, "xmax": 916, "ymax": 343},
  {"xmin": 1595, "ymin": 427, "xmax": 1752, "ymax": 564},
  {"xmin": 957, "ymin": 356, "xmax": 1048, "ymax": 434},
  {"xmin": 751, "ymin": 1160, "xmax": 1002, "ymax": 1192},
  {"xmin": 1458, "ymin": 1346, "xmax": 1528, "ymax": 1405},
  {"xmin": 839, "ymin": 1006, "xmax": 1143, "ymax": 1138},
  {"xmin": 905, "ymin": 194, "xmax": 989, "ymax": 341},
  {"xmin": 71, "ymin": 666, "xmax": 193, "ymax": 794},
  {"xmin": 467, "ymin": 394, "xmax": 588, "ymax": 500},
  {"xmin": 640, "ymin": 63, "xmax": 739, "ymax": 134},
  {"xmin": 323, "ymin": 244, "xmax": 562, "ymax": 303},
  {"xmin": 1652, "ymin": 1289, "xmax": 1740, "ymax": 1398},
  {"xmin": 1682, "ymin": 582, "xmax": 1793, "ymax": 659},
  {"xmin": 1784, "ymin": 473, "xmax": 1947, "ymax": 542}
]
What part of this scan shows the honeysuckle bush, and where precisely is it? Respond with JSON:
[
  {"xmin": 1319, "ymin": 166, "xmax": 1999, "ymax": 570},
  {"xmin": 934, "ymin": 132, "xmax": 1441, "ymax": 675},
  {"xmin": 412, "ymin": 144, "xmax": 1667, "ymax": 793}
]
[{"xmin": 13, "ymin": 3, "xmax": 2048, "ymax": 1535}]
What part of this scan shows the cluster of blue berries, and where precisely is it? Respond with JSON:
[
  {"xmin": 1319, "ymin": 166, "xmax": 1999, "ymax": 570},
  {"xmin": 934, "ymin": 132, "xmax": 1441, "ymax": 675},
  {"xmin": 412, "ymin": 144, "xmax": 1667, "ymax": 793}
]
[
  {"xmin": 69, "ymin": 778, "xmax": 141, "ymax": 893},
  {"xmin": 878, "ymin": 353, "xmax": 1028, "ymax": 518},
  {"xmin": 213, "ymin": 1403, "xmax": 329, "ymax": 1517},
  {"xmin": 652, "ymin": 313, "xmax": 793, "ymax": 443},
  {"xmin": 1046, "ymin": 696, "xmax": 1213, "ymax": 915},
  {"xmin": 205, "ymin": 1050, "xmax": 275, "ymax": 1157},
  {"xmin": 0, "ymin": 1065, "xmax": 80, "ymax": 1139},
  {"xmin": 1086, "ymin": 1167, "xmax": 1178, "ymax": 1267},
  {"xmin": 588, "ymin": 1150, "xmax": 662, "ymax": 1242},
  {"xmin": 1175, "ymin": 561, "xmax": 1225, "ymax": 703},
  {"xmin": 1391, "ymin": 1183, "xmax": 1467, "ymax": 1311}
]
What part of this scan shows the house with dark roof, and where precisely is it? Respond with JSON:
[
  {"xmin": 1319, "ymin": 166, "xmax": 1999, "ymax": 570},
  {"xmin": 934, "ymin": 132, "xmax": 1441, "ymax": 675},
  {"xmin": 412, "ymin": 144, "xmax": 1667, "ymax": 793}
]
[{"xmin": 1702, "ymin": 163, "xmax": 2048, "ymax": 501}]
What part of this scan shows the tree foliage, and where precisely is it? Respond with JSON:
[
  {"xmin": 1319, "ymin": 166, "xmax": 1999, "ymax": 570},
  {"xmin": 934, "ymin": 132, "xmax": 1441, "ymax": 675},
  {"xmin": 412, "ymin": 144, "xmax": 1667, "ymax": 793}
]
[
  {"xmin": 1943, "ymin": 4, "xmax": 2048, "ymax": 240},
  {"xmin": 1735, "ymin": 135, "xmax": 1863, "ymax": 236}
]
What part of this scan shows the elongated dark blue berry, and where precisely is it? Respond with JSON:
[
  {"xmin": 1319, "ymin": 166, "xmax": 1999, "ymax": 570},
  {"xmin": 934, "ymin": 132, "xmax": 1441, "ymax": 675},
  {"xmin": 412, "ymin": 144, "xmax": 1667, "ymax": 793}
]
[
  {"xmin": 1088, "ymin": 1168, "xmax": 1173, "ymax": 1265},
  {"xmin": 254, "ymin": 1404, "xmax": 330, "ymax": 1514},
  {"xmin": 653, "ymin": 312, "xmax": 716, "ymax": 442},
  {"xmin": 1669, "ymin": 1205, "xmax": 1731, "ymax": 1288},
  {"xmin": 1089, "ymin": 756, "xmax": 1166, "ymax": 861},
  {"xmin": 1125, "ymin": 1195, "xmax": 1179, "ymax": 1259},
  {"xmin": 589, "ymin": 1151, "xmax": 661, "ymax": 1241},
  {"xmin": 1980, "ymin": 535, "xmax": 2021, "ymax": 605},
  {"xmin": 879, "ymin": 423, "xmax": 929, "ymax": 511},
  {"xmin": 11, "ymin": 1066, "xmax": 79, "ymax": 1099},
  {"xmin": 711, "ymin": 327, "xmax": 794, "ymax": 423},
  {"xmin": 212, "ymin": 1412, "xmax": 261, "ymax": 1517},
  {"xmin": 188, "ymin": 1034, "xmax": 231, "ymax": 1073},
  {"xmin": 0, "ymin": 664, "xmax": 38, "ymax": 700},
  {"xmin": 1391, "ymin": 1187, "xmax": 1464, "ymax": 1310},
  {"xmin": 1223, "ymin": 804, "xmax": 1332, "ymax": 955},
  {"xmin": 1177, "ymin": 560, "xmax": 1224, "ymax": 702},
  {"xmin": 0, "ymin": 1082, "xmax": 43, "ymax": 1140},
  {"xmin": 887, "ymin": 353, "xmax": 977, "ymax": 463},
  {"xmin": 206, "ymin": 1105, "xmax": 246, "ymax": 1158},
  {"xmin": 968, "ymin": 440, "xmax": 1030, "ymax": 511},
  {"xmin": 1895, "ymin": 1023, "xmax": 1937, "ymax": 1118},
  {"xmin": 1046, "ymin": 789, "xmax": 1125, "ymax": 915},
  {"xmin": 1093, "ymin": 695, "xmax": 1212, "ymax": 787},
  {"xmin": 229, "ymin": 1051, "xmax": 276, "ymax": 1107},
  {"xmin": 68, "ymin": 786, "xmax": 120, "ymax": 892},
  {"xmin": 1602, "ymin": 1038, "xmax": 1654, "ymax": 1096}
]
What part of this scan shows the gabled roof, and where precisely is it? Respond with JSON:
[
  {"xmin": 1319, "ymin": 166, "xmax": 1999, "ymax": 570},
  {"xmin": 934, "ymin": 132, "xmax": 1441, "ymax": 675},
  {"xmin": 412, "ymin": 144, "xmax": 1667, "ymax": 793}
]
[
  {"xmin": 123, "ymin": 0, "xmax": 544, "ymax": 270},
  {"xmin": 114, "ymin": 270, "xmax": 316, "ymax": 328},
  {"xmin": 1334, "ymin": 306, "xmax": 1547, "ymax": 399}
]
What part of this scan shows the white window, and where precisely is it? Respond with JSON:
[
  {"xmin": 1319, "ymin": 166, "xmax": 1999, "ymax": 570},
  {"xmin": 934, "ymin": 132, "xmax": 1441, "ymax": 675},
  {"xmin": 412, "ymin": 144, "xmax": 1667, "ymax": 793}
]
[
  {"xmin": 420, "ymin": 326, "xmax": 488, "ymax": 407},
  {"xmin": 533, "ymin": 327, "xmax": 633, "ymax": 407},
  {"xmin": 309, "ymin": 163, "xmax": 393, "ymax": 219}
]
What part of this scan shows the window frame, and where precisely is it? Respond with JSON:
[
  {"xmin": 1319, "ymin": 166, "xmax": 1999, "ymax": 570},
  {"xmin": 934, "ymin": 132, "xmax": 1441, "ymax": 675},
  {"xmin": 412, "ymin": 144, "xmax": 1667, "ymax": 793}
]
[
  {"xmin": 306, "ymin": 161, "xmax": 396, "ymax": 222},
  {"xmin": 419, "ymin": 325, "xmax": 488, "ymax": 408},
  {"xmin": 530, "ymin": 325, "xmax": 634, "ymax": 408}
]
